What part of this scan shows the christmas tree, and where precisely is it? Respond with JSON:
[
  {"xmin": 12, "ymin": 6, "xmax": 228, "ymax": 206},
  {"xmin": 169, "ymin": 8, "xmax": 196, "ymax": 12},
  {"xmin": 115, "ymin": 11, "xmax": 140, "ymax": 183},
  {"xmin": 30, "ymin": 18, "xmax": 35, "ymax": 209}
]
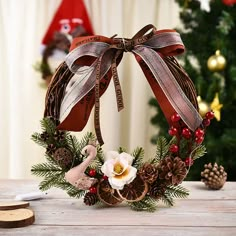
[{"xmin": 149, "ymin": 0, "xmax": 236, "ymax": 180}]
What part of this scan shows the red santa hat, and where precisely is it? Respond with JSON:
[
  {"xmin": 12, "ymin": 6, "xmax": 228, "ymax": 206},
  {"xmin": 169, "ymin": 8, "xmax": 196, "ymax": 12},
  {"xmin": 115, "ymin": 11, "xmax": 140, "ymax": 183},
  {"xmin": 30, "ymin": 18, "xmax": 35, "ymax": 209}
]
[{"xmin": 42, "ymin": 0, "xmax": 94, "ymax": 47}]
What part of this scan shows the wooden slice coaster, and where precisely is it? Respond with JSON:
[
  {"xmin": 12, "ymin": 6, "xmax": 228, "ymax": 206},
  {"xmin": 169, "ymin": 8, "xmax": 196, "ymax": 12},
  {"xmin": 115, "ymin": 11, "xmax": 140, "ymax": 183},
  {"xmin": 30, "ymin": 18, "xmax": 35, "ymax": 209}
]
[
  {"xmin": 0, "ymin": 208, "xmax": 35, "ymax": 228},
  {"xmin": 0, "ymin": 201, "xmax": 29, "ymax": 210}
]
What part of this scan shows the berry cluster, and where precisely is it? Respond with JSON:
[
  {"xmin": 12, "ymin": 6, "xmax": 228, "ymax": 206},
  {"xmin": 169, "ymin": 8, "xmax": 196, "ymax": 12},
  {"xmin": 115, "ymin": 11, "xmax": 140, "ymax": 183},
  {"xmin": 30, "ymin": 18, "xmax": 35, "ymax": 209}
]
[
  {"xmin": 88, "ymin": 169, "xmax": 108, "ymax": 194},
  {"xmin": 168, "ymin": 111, "xmax": 214, "ymax": 167}
]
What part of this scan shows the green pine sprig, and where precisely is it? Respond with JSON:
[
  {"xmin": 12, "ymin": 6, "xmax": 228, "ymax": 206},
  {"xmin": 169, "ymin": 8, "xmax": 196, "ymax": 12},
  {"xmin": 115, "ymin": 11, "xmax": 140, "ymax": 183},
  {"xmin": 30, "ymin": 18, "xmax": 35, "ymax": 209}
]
[
  {"xmin": 31, "ymin": 133, "xmax": 48, "ymax": 148},
  {"xmin": 118, "ymin": 146, "xmax": 127, "ymax": 153},
  {"xmin": 31, "ymin": 162, "xmax": 62, "ymax": 178},
  {"xmin": 38, "ymin": 172, "xmax": 65, "ymax": 191},
  {"xmin": 166, "ymin": 185, "xmax": 189, "ymax": 199},
  {"xmin": 128, "ymin": 196, "xmax": 157, "ymax": 212},
  {"xmin": 151, "ymin": 136, "xmax": 169, "ymax": 164},
  {"xmin": 161, "ymin": 184, "xmax": 189, "ymax": 207},
  {"xmin": 161, "ymin": 192, "xmax": 174, "ymax": 207},
  {"xmin": 131, "ymin": 147, "xmax": 145, "ymax": 169},
  {"xmin": 88, "ymin": 146, "xmax": 105, "ymax": 175},
  {"xmin": 40, "ymin": 117, "xmax": 57, "ymax": 135},
  {"xmin": 53, "ymin": 180, "xmax": 86, "ymax": 199},
  {"xmin": 190, "ymin": 145, "xmax": 207, "ymax": 160}
]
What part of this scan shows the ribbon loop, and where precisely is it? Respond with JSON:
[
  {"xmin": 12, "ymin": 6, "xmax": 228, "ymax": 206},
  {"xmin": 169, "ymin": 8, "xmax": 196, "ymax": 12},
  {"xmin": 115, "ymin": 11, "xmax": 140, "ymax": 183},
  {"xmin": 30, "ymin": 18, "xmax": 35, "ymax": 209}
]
[{"xmin": 48, "ymin": 25, "xmax": 203, "ymax": 146}]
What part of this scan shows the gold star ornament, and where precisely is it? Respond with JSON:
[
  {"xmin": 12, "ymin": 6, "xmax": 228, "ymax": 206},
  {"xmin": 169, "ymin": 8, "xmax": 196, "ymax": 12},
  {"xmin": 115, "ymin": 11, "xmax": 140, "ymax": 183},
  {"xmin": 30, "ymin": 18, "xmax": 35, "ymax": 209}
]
[{"xmin": 210, "ymin": 93, "xmax": 223, "ymax": 121}]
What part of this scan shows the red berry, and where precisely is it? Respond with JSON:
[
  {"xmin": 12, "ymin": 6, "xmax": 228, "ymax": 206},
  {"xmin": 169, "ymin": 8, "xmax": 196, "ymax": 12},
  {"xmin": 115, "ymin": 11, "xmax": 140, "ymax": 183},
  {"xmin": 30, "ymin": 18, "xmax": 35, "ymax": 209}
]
[
  {"xmin": 185, "ymin": 157, "xmax": 194, "ymax": 167},
  {"xmin": 171, "ymin": 113, "xmax": 181, "ymax": 122},
  {"xmin": 89, "ymin": 169, "xmax": 96, "ymax": 177},
  {"xmin": 89, "ymin": 186, "xmax": 97, "ymax": 194},
  {"xmin": 169, "ymin": 144, "xmax": 179, "ymax": 153},
  {"xmin": 168, "ymin": 127, "xmax": 178, "ymax": 136},
  {"xmin": 102, "ymin": 175, "xmax": 108, "ymax": 181},
  {"xmin": 205, "ymin": 111, "xmax": 214, "ymax": 120},
  {"xmin": 182, "ymin": 128, "xmax": 191, "ymax": 139},
  {"xmin": 203, "ymin": 118, "xmax": 211, "ymax": 127},
  {"xmin": 195, "ymin": 136, "xmax": 204, "ymax": 144},
  {"xmin": 195, "ymin": 128, "xmax": 205, "ymax": 138}
]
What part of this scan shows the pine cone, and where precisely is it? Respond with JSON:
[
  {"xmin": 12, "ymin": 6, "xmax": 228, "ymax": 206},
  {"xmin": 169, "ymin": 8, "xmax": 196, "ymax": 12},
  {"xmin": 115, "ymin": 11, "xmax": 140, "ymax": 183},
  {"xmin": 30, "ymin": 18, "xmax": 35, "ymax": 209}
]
[
  {"xmin": 53, "ymin": 147, "xmax": 73, "ymax": 168},
  {"xmin": 158, "ymin": 156, "xmax": 187, "ymax": 185},
  {"xmin": 149, "ymin": 183, "xmax": 166, "ymax": 199},
  {"xmin": 46, "ymin": 143, "xmax": 57, "ymax": 155},
  {"xmin": 138, "ymin": 163, "xmax": 158, "ymax": 184},
  {"xmin": 54, "ymin": 130, "xmax": 65, "ymax": 141},
  {"xmin": 201, "ymin": 163, "xmax": 227, "ymax": 190},
  {"xmin": 40, "ymin": 131, "xmax": 50, "ymax": 141},
  {"xmin": 84, "ymin": 192, "xmax": 98, "ymax": 206}
]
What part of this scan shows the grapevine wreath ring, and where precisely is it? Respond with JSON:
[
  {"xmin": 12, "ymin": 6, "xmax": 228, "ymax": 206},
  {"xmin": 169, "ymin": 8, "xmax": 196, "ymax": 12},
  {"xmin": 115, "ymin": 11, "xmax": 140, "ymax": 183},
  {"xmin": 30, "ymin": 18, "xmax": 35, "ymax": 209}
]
[{"xmin": 32, "ymin": 25, "xmax": 213, "ymax": 211}]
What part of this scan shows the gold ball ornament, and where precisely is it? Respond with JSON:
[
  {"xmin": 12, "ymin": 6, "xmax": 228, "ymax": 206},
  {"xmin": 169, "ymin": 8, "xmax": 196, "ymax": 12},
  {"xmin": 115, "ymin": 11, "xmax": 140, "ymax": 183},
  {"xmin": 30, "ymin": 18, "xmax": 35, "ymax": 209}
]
[
  {"xmin": 207, "ymin": 50, "xmax": 226, "ymax": 72},
  {"xmin": 197, "ymin": 96, "xmax": 210, "ymax": 117}
]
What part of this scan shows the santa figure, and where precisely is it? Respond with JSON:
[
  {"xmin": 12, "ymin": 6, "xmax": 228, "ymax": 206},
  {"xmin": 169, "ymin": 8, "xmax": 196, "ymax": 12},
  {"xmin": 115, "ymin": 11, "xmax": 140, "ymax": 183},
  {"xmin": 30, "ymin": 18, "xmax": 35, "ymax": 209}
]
[{"xmin": 39, "ymin": 0, "xmax": 93, "ymax": 84}]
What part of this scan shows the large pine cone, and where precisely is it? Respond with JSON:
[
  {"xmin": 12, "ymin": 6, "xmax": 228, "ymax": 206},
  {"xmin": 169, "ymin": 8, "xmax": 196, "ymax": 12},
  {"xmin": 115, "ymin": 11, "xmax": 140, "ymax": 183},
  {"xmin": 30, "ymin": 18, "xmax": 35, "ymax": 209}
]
[
  {"xmin": 201, "ymin": 163, "xmax": 227, "ymax": 190},
  {"xmin": 53, "ymin": 147, "xmax": 73, "ymax": 168},
  {"xmin": 84, "ymin": 192, "xmax": 98, "ymax": 206},
  {"xmin": 138, "ymin": 163, "xmax": 158, "ymax": 184},
  {"xmin": 158, "ymin": 156, "xmax": 187, "ymax": 185}
]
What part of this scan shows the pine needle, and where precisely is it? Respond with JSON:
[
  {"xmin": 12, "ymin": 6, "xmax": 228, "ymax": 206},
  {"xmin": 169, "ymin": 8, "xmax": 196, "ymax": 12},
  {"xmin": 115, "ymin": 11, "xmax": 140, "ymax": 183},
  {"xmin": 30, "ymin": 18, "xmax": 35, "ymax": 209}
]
[
  {"xmin": 54, "ymin": 181, "xmax": 86, "ymax": 198},
  {"xmin": 128, "ymin": 196, "xmax": 157, "ymax": 212},
  {"xmin": 161, "ymin": 193, "xmax": 174, "ymax": 207},
  {"xmin": 190, "ymin": 145, "xmax": 207, "ymax": 160},
  {"xmin": 166, "ymin": 185, "xmax": 189, "ymax": 199},
  {"xmin": 152, "ymin": 136, "xmax": 169, "ymax": 164},
  {"xmin": 31, "ymin": 133, "xmax": 48, "ymax": 148},
  {"xmin": 89, "ymin": 146, "xmax": 104, "ymax": 175},
  {"xmin": 131, "ymin": 147, "xmax": 145, "ymax": 169},
  {"xmin": 39, "ymin": 172, "xmax": 64, "ymax": 191},
  {"xmin": 118, "ymin": 146, "xmax": 127, "ymax": 153},
  {"xmin": 31, "ymin": 162, "xmax": 62, "ymax": 178},
  {"xmin": 40, "ymin": 117, "xmax": 56, "ymax": 135}
]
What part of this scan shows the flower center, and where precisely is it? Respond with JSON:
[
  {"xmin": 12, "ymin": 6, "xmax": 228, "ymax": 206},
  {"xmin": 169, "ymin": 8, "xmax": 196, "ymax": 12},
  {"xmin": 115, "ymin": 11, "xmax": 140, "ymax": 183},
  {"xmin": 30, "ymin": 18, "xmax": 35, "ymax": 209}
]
[{"xmin": 113, "ymin": 162, "xmax": 124, "ymax": 174}]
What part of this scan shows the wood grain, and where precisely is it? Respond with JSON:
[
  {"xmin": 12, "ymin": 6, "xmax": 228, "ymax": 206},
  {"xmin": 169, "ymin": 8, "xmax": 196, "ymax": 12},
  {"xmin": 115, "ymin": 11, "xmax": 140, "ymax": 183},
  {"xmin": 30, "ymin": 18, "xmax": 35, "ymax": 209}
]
[
  {"xmin": 0, "ymin": 208, "xmax": 35, "ymax": 228},
  {"xmin": 0, "ymin": 226, "xmax": 236, "ymax": 236},
  {"xmin": 0, "ymin": 180, "xmax": 235, "ymax": 235},
  {"xmin": 0, "ymin": 201, "xmax": 29, "ymax": 210}
]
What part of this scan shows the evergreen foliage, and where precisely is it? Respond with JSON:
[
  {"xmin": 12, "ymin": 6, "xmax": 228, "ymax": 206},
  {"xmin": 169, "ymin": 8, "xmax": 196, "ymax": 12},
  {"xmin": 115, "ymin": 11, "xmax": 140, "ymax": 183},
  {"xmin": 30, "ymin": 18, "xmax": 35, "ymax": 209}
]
[
  {"xmin": 161, "ymin": 185, "xmax": 189, "ymax": 207},
  {"xmin": 131, "ymin": 147, "xmax": 145, "ymax": 169},
  {"xmin": 128, "ymin": 196, "xmax": 157, "ymax": 212},
  {"xmin": 31, "ymin": 117, "xmax": 93, "ymax": 197},
  {"xmin": 32, "ymin": 117, "xmax": 194, "ymax": 211},
  {"xmin": 155, "ymin": 137, "xmax": 169, "ymax": 162},
  {"xmin": 149, "ymin": 0, "xmax": 236, "ymax": 180}
]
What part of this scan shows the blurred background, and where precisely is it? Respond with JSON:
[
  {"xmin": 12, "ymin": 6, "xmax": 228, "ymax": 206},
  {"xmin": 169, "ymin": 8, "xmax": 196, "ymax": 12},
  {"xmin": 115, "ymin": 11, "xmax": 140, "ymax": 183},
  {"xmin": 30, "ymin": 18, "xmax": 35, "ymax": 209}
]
[{"xmin": 0, "ymin": 0, "xmax": 235, "ymax": 180}]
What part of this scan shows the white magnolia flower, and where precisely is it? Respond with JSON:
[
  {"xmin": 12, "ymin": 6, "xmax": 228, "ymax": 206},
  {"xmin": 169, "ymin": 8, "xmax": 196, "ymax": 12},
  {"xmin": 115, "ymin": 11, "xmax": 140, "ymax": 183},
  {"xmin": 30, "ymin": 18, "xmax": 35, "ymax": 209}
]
[{"xmin": 101, "ymin": 151, "xmax": 137, "ymax": 190}]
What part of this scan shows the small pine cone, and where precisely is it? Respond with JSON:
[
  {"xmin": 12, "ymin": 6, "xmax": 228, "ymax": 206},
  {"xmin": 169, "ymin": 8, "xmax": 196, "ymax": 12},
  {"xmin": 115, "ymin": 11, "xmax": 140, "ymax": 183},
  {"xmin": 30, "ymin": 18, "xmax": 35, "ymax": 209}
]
[
  {"xmin": 138, "ymin": 163, "xmax": 158, "ymax": 184},
  {"xmin": 46, "ymin": 143, "xmax": 57, "ymax": 155},
  {"xmin": 84, "ymin": 192, "xmax": 98, "ymax": 206},
  {"xmin": 158, "ymin": 156, "xmax": 187, "ymax": 185},
  {"xmin": 54, "ymin": 130, "xmax": 65, "ymax": 141},
  {"xmin": 149, "ymin": 183, "xmax": 166, "ymax": 199},
  {"xmin": 53, "ymin": 147, "xmax": 73, "ymax": 168},
  {"xmin": 201, "ymin": 163, "xmax": 227, "ymax": 190},
  {"xmin": 40, "ymin": 131, "xmax": 50, "ymax": 141}
]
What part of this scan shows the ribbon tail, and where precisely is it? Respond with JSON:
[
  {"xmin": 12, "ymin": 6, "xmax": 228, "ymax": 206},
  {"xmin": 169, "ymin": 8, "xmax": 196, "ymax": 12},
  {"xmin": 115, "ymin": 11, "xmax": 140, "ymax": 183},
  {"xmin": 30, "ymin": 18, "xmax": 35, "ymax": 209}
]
[
  {"xmin": 58, "ymin": 49, "xmax": 116, "ymax": 133},
  {"xmin": 111, "ymin": 51, "xmax": 124, "ymax": 112},
  {"xmin": 134, "ymin": 46, "xmax": 202, "ymax": 131},
  {"xmin": 94, "ymin": 57, "xmax": 104, "ymax": 146}
]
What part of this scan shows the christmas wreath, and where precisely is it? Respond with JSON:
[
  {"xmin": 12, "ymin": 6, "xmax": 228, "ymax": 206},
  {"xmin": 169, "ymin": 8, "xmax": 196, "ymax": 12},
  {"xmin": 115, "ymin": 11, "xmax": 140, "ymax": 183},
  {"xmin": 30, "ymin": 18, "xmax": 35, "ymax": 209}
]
[{"xmin": 32, "ymin": 25, "xmax": 213, "ymax": 211}]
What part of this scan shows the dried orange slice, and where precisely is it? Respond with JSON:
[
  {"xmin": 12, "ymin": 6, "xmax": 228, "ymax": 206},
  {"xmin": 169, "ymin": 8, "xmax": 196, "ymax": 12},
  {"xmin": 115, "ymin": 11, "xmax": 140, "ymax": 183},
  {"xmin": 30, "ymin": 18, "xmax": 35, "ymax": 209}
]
[
  {"xmin": 97, "ymin": 180, "xmax": 123, "ymax": 206},
  {"xmin": 117, "ymin": 175, "xmax": 148, "ymax": 202}
]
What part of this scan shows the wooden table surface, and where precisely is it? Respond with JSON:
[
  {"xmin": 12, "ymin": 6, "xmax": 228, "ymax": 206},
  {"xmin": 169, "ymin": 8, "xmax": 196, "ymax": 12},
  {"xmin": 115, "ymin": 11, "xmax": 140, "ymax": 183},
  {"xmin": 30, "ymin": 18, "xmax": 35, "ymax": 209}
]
[{"xmin": 0, "ymin": 179, "xmax": 235, "ymax": 236}]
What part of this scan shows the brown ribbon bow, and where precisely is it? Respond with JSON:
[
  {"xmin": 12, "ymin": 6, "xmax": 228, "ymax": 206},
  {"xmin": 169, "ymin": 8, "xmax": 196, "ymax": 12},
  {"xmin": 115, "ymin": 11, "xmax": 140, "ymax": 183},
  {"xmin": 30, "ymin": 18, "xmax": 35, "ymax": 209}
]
[{"xmin": 47, "ymin": 24, "xmax": 202, "ymax": 145}]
